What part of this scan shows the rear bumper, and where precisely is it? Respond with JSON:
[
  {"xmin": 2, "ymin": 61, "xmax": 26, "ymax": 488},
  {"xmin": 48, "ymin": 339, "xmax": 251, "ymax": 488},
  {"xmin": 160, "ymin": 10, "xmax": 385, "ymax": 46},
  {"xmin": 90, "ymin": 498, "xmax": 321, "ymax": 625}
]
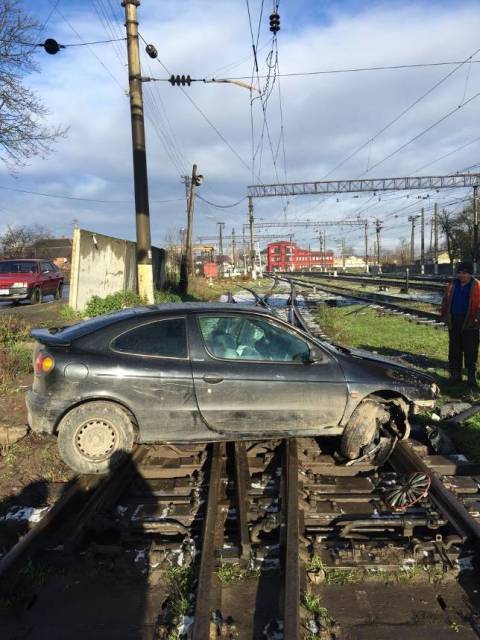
[{"xmin": 25, "ymin": 388, "xmax": 63, "ymax": 434}]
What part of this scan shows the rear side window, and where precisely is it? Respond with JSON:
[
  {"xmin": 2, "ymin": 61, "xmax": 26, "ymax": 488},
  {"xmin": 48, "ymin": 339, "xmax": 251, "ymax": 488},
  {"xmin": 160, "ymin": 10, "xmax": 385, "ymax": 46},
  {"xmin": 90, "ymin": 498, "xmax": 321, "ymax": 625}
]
[{"xmin": 112, "ymin": 318, "xmax": 187, "ymax": 358}]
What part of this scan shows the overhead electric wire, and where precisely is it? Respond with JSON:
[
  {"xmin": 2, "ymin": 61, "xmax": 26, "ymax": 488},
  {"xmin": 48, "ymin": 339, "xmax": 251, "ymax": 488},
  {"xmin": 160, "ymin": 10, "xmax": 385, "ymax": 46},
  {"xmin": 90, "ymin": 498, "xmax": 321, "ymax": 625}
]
[
  {"xmin": 0, "ymin": 184, "xmax": 183, "ymax": 204},
  {"xmin": 197, "ymin": 194, "xmax": 247, "ymax": 208},
  {"xmin": 413, "ymin": 136, "xmax": 480, "ymax": 174},
  {"xmin": 322, "ymin": 46, "xmax": 480, "ymax": 179}
]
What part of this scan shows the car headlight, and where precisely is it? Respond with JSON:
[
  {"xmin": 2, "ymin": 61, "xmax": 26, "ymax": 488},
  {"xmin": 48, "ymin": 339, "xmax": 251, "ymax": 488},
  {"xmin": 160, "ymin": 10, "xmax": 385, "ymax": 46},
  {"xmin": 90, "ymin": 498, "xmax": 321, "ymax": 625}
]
[{"xmin": 12, "ymin": 282, "xmax": 28, "ymax": 288}]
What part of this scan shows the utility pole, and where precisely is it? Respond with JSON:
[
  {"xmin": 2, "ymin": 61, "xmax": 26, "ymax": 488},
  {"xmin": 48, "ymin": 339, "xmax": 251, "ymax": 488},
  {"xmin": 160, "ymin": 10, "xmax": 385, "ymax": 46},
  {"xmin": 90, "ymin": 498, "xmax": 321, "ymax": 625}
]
[
  {"xmin": 474, "ymin": 186, "xmax": 478, "ymax": 274},
  {"xmin": 186, "ymin": 164, "xmax": 202, "ymax": 277},
  {"xmin": 420, "ymin": 207, "xmax": 425, "ymax": 274},
  {"xmin": 217, "ymin": 222, "xmax": 225, "ymax": 273},
  {"xmin": 122, "ymin": 0, "xmax": 154, "ymax": 303},
  {"xmin": 231, "ymin": 227, "xmax": 236, "ymax": 271},
  {"xmin": 364, "ymin": 222, "xmax": 369, "ymax": 273},
  {"xmin": 323, "ymin": 230, "xmax": 327, "ymax": 271},
  {"xmin": 408, "ymin": 215, "xmax": 420, "ymax": 266},
  {"xmin": 318, "ymin": 233, "xmax": 323, "ymax": 270},
  {"xmin": 434, "ymin": 203, "xmax": 439, "ymax": 275},
  {"xmin": 375, "ymin": 219, "xmax": 382, "ymax": 269},
  {"xmin": 248, "ymin": 196, "xmax": 255, "ymax": 275},
  {"xmin": 342, "ymin": 238, "xmax": 346, "ymax": 271}
]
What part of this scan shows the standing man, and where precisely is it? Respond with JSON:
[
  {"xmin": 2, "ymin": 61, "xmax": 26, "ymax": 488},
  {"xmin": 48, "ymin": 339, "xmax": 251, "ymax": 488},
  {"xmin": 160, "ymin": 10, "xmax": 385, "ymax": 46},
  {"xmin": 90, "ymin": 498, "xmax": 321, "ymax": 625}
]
[{"xmin": 442, "ymin": 261, "xmax": 480, "ymax": 386}]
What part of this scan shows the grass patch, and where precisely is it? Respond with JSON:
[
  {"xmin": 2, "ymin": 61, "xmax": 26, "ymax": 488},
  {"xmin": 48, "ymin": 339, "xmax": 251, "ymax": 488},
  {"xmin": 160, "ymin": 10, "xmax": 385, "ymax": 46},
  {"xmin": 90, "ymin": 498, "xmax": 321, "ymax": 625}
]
[
  {"xmin": 0, "ymin": 315, "xmax": 31, "ymax": 346},
  {"xmin": 0, "ymin": 343, "xmax": 33, "ymax": 391},
  {"xmin": 161, "ymin": 564, "xmax": 196, "ymax": 639},
  {"xmin": 59, "ymin": 305, "xmax": 86, "ymax": 322},
  {"xmin": 314, "ymin": 305, "xmax": 448, "ymax": 363},
  {"xmin": 216, "ymin": 562, "xmax": 261, "ymax": 584},
  {"xmin": 449, "ymin": 413, "xmax": 480, "ymax": 463}
]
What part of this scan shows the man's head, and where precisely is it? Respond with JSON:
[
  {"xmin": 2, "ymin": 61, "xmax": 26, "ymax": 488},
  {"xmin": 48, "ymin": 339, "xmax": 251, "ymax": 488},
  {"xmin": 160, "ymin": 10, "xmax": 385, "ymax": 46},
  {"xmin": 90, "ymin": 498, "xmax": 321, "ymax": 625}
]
[{"xmin": 457, "ymin": 261, "xmax": 473, "ymax": 285}]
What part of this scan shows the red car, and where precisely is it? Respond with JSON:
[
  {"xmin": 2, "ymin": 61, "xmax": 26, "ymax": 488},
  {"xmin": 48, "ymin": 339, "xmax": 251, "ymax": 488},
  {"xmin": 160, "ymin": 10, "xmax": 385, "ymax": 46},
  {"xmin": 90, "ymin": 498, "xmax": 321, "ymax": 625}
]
[{"xmin": 0, "ymin": 259, "xmax": 64, "ymax": 304}]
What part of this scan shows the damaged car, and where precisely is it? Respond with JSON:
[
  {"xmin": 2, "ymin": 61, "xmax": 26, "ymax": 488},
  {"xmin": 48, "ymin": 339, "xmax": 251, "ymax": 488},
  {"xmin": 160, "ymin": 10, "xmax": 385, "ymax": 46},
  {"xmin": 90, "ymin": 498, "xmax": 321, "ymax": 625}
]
[{"xmin": 26, "ymin": 303, "xmax": 438, "ymax": 474}]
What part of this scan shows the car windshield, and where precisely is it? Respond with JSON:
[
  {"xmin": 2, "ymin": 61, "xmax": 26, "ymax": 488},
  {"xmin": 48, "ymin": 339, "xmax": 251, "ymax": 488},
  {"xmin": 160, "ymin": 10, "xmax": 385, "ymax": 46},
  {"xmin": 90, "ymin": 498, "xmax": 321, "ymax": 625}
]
[{"xmin": 0, "ymin": 261, "xmax": 37, "ymax": 273}]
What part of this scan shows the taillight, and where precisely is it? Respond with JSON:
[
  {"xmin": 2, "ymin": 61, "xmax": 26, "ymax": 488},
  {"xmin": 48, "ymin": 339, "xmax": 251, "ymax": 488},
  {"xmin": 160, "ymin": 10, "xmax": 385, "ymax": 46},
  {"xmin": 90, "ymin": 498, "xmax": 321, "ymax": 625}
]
[{"xmin": 35, "ymin": 351, "xmax": 55, "ymax": 375}]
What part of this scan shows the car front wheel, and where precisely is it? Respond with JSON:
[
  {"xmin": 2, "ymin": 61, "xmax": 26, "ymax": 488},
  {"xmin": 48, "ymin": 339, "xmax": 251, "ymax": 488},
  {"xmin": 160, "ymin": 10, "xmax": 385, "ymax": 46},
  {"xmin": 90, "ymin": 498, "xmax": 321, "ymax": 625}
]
[
  {"xmin": 57, "ymin": 401, "xmax": 136, "ymax": 474},
  {"xmin": 340, "ymin": 397, "xmax": 397, "ymax": 467},
  {"xmin": 29, "ymin": 287, "xmax": 43, "ymax": 305}
]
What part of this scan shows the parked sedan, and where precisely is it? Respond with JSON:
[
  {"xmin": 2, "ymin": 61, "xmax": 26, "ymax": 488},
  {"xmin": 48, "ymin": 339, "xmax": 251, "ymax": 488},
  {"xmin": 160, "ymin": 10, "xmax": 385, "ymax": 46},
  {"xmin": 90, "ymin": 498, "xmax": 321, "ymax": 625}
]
[
  {"xmin": 26, "ymin": 303, "xmax": 437, "ymax": 474},
  {"xmin": 0, "ymin": 259, "xmax": 64, "ymax": 304}
]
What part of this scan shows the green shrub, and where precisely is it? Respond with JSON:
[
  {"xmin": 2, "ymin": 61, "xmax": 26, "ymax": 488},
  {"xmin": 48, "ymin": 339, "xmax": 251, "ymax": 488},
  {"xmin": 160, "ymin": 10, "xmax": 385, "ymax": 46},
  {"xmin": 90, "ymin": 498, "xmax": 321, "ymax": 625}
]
[
  {"xmin": 84, "ymin": 291, "xmax": 144, "ymax": 317},
  {"xmin": 59, "ymin": 306, "xmax": 86, "ymax": 322}
]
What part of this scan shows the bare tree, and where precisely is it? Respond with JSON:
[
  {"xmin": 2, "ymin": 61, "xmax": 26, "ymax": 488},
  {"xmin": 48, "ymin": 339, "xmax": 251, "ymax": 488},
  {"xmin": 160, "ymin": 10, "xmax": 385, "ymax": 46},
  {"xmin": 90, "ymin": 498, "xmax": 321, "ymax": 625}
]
[
  {"xmin": 0, "ymin": 223, "xmax": 51, "ymax": 257},
  {"xmin": 0, "ymin": 0, "xmax": 66, "ymax": 168}
]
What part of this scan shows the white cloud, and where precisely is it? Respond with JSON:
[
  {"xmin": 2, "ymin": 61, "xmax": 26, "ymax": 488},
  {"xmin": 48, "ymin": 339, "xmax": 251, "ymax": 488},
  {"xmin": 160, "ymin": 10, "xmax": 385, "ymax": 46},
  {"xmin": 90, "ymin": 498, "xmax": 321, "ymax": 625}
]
[{"xmin": 1, "ymin": 0, "xmax": 479, "ymax": 254}]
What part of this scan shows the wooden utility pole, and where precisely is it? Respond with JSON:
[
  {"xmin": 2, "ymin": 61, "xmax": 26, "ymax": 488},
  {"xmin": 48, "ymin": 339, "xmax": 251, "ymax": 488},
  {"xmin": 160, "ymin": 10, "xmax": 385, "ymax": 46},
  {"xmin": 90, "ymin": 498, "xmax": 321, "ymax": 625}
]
[
  {"xmin": 122, "ymin": 0, "xmax": 154, "ymax": 302},
  {"xmin": 217, "ymin": 222, "xmax": 225, "ymax": 272},
  {"xmin": 186, "ymin": 164, "xmax": 202, "ymax": 277}
]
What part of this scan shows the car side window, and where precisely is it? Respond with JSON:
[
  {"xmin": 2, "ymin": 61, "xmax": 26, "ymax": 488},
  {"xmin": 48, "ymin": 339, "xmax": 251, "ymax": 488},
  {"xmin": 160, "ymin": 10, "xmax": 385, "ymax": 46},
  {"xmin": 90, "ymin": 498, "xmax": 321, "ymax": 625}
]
[
  {"xmin": 40, "ymin": 261, "xmax": 51, "ymax": 274},
  {"xmin": 112, "ymin": 317, "xmax": 187, "ymax": 358},
  {"xmin": 198, "ymin": 315, "xmax": 311, "ymax": 362}
]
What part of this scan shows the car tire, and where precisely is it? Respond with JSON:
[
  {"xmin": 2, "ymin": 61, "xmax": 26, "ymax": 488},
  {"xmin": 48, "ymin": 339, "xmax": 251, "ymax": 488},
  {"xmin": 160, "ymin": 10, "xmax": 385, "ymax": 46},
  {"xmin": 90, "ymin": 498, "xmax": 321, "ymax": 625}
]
[
  {"xmin": 29, "ymin": 287, "xmax": 42, "ymax": 305},
  {"xmin": 340, "ymin": 397, "xmax": 391, "ymax": 462},
  {"xmin": 57, "ymin": 401, "xmax": 136, "ymax": 475},
  {"xmin": 54, "ymin": 282, "xmax": 64, "ymax": 300}
]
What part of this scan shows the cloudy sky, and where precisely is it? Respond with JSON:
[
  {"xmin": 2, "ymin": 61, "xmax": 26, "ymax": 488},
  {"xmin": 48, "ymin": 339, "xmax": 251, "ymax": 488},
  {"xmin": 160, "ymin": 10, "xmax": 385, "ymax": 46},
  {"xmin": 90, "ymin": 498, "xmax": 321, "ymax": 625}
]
[{"xmin": 1, "ymin": 0, "xmax": 479, "ymax": 256}]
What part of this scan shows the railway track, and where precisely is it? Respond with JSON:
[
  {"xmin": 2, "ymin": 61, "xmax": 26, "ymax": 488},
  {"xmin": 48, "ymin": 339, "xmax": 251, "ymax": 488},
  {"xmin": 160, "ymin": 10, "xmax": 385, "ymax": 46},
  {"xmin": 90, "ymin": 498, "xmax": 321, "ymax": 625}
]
[
  {"xmin": 283, "ymin": 270, "xmax": 446, "ymax": 293},
  {"xmin": 276, "ymin": 274, "xmax": 445, "ymax": 327}
]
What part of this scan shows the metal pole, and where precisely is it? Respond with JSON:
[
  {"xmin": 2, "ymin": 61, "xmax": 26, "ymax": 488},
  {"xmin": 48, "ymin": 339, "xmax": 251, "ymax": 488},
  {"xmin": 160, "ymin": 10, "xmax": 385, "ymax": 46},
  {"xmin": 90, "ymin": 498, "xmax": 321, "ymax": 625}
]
[
  {"xmin": 408, "ymin": 215, "xmax": 418, "ymax": 266},
  {"xmin": 248, "ymin": 196, "xmax": 255, "ymax": 274},
  {"xmin": 186, "ymin": 164, "xmax": 198, "ymax": 278},
  {"xmin": 364, "ymin": 222, "xmax": 369, "ymax": 273},
  {"xmin": 420, "ymin": 207, "xmax": 425, "ymax": 274},
  {"xmin": 231, "ymin": 227, "xmax": 236, "ymax": 272},
  {"xmin": 323, "ymin": 230, "xmax": 327, "ymax": 271},
  {"xmin": 473, "ymin": 186, "xmax": 478, "ymax": 274},
  {"xmin": 434, "ymin": 203, "xmax": 439, "ymax": 275},
  {"xmin": 122, "ymin": 0, "xmax": 154, "ymax": 302},
  {"xmin": 342, "ymin": 238, "xmax": 346, "ymax": 271}
]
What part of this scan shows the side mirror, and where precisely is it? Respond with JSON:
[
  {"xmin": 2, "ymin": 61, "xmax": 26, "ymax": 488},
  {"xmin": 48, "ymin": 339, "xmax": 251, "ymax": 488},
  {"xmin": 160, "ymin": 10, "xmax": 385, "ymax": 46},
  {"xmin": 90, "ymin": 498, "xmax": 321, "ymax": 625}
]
[{"xmin": 306, "ymin": 346, "xmax": 323, "ymax": 363}]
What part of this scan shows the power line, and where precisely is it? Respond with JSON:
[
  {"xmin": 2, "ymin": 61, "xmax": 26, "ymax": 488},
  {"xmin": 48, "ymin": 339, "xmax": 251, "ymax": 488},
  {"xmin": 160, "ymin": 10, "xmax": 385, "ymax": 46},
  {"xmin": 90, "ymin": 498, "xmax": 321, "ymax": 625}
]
[
  {"xmin": 197, "ymin": 194, "xmax": 247, "ymax": 208},
  {"xmin": 0, "ymin": 184, "xmax": 184, "ymax": 204},
  {"xmin": 0, "ymin": 37, "xmax": 126, "ymax": 47}
]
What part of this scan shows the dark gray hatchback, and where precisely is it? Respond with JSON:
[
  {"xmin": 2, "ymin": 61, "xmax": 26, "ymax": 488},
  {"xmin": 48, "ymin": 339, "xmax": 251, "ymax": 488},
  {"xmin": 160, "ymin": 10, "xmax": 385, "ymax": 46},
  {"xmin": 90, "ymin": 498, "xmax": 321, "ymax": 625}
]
[{"xmin": 26, "ymin": 303, "xmax": 437, "ymax": 474}]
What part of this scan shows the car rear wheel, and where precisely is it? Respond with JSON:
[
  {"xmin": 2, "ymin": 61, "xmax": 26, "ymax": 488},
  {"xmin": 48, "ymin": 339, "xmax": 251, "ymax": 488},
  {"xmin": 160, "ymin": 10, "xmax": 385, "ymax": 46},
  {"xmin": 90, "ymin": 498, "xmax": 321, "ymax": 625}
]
[
  {"xmin": 29, "ymin": 287, "xmax": 42, "ymax": 305},
  {"xmin": 340, "ymin": 398, "xmax": 397, "ymax": 467},
  {"xmin": 57, "ymin": 401, "xmax": 136, "ymax": 474},
  {"xmin": 54, "ymin": 282, "xmax": 64, "ymax": 300}
]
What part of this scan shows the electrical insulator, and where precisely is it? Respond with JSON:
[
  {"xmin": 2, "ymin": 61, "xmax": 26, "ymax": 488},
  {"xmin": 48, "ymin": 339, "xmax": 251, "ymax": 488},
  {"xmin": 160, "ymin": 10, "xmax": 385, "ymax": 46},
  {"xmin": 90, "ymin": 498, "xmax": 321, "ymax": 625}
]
[
  {"xmin": 169, "ymin": 74, "xmax": 192, "ymax": 86},
  {"xmin": 43, "ymin": 38, "xmax": 61, "ymax": 54},
  {"xmin": 145, "ymin": 44, "xmax": 158, "ymax": 59},
  {"xmin": 269, "ymin": 12, "xmax": 280, "ymax": 33}
]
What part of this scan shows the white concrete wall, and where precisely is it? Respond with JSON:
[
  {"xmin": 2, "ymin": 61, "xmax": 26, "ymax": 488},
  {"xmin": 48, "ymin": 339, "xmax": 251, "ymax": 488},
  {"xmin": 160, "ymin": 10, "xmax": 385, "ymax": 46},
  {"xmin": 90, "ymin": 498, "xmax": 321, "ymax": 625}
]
[{"xmin": 69, "ymin": 228, "xmax": 138, "ymax": 311}]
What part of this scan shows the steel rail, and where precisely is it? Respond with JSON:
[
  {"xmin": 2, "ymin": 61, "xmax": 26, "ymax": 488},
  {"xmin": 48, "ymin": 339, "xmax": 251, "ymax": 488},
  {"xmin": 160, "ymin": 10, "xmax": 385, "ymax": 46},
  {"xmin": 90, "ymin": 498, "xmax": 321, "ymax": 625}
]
[
  {"xmin": 282, "ymin": 438, "xmax": 301, "ymax": 640},
  {"xmin": 234, "ymin": 442, "xmax": 252, "ymax": 559},
  {"xmin": 192, "ymin": 442, "xmax": 226, "ymax": 639},
  {"xmin": 278, "ymin": 276, "xmax": 443, "ymax": 324},
  {"xmin": 390, "ymin": 441, "xmax": 480, "ymax": 544},
  {"xmin": 279, "ymin": 271, "xmax": 445, "ymax": 292}
]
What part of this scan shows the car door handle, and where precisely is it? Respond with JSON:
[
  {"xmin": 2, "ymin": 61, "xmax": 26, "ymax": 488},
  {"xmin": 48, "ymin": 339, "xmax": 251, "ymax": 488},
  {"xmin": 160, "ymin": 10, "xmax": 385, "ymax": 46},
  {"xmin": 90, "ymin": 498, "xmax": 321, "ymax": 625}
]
[{"xmin": 203, "ymin": 375, "xmax": 224, "ymax": 384}]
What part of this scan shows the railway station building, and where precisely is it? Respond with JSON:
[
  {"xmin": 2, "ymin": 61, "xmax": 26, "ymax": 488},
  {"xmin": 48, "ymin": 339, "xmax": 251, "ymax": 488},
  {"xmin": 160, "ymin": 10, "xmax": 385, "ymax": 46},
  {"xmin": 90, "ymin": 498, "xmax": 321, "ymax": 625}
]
[{"xmin": 267, "ymin": 241, "xmax": 335, "ymax": 272}]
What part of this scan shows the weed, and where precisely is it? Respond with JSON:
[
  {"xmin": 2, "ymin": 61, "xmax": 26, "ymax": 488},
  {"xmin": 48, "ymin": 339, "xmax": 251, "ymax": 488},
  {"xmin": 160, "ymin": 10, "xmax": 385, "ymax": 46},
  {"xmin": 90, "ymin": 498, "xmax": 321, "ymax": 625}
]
[
  {"xmin": 0, "ymin": 315, "xmax": 30, "ymax": 346},
  {"xmin": 216, "ymin": 562, "xmax": 260, "ymax": 584},
  {"xmin": 154, "ymin": 289, "xmax": 182, "ymax": 304},
  {"xmin": 59, "ymin": 305, "xmax": 85, "ymax": 322},
  {"xmin": 302, "ymin": 594, "xmax": 334, "ymax": 626},
  {"xmin": 306, "ymin": 555, "xmax": 324, "ymax": 572},
  {"xmin": 450, "ymin": 621, "xmax": 460, "ymax": 633},
  {"xmin": 0, "ymin": 343, "xmax": 33, "ymax": 390},
  {"xmin": 306, "ymin": 557, "xmax": 361, "ymax": 584},
  {"xmin": 166, "ymin": 565, "xmax": 195, "ymax": 620}
]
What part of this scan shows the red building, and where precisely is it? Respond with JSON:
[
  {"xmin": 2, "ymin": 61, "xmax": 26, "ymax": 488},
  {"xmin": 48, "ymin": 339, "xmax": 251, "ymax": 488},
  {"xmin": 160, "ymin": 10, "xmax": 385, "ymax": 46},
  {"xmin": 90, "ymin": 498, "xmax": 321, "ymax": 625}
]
[{"xmin": 267, "ymin": 241, "xmax": 334, "ymax": 272}]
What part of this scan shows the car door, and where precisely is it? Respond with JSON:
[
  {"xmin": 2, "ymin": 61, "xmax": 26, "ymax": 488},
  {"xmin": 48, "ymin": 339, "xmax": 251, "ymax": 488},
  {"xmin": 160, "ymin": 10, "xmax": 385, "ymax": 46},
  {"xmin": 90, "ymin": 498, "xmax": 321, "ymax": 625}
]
[
  {"xmin": 89, "ymin": 316, "xmax": 200, "ymax": 442},
  {"xmin": 189, "ymin": 312, "xmax": 348, "ymax": 435},
  {"xmin": 47, "ymin": 262, "xmax": 62, "ymax": 291}
]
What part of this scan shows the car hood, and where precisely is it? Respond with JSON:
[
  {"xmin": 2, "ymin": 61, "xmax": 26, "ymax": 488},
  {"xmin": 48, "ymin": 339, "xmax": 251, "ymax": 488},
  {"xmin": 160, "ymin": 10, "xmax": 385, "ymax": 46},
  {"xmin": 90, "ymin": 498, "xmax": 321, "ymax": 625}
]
[
  {"xmin": 0, "ymin": 273, "xmax": 37, "ymax": 282},
  {"xmin": 329, "ymin": 343, "xmax": 435, "ymax": 393}
]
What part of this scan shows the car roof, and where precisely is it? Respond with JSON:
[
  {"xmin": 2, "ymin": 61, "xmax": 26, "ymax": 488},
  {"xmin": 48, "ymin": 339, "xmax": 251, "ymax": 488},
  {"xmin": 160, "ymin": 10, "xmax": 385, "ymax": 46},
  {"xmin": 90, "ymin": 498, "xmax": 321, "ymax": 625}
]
[{"xmin": 31, "ymin": 302, "xmax": 274, "ymax": 345}]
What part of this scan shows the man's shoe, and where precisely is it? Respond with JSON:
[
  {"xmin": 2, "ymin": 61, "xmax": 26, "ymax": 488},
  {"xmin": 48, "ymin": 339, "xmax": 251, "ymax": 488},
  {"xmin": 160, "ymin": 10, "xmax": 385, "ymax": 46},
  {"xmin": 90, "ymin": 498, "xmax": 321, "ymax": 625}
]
[{"xmin": 449, "ymin": 372, "xmax": 462, "ymax": 384}]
